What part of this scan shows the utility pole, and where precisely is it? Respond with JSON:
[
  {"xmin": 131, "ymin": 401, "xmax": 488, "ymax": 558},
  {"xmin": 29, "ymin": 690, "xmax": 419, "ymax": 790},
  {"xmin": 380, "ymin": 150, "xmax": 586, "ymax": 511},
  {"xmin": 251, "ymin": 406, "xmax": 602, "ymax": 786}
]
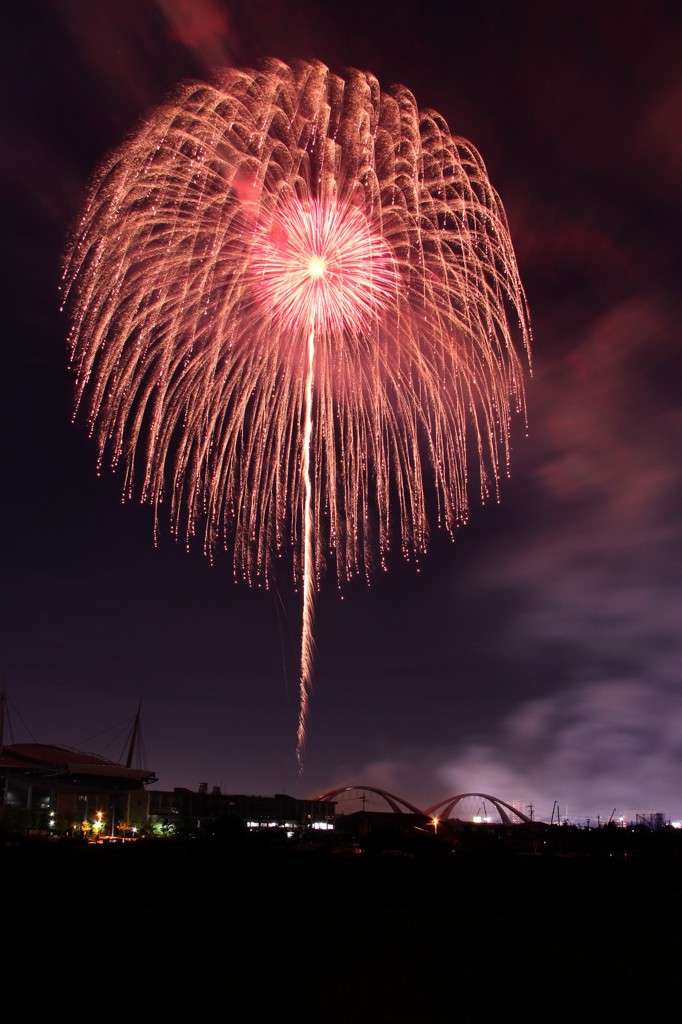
[{"xmin": 527, "ymin": 802, "xmax": 534, "ymax": 822}]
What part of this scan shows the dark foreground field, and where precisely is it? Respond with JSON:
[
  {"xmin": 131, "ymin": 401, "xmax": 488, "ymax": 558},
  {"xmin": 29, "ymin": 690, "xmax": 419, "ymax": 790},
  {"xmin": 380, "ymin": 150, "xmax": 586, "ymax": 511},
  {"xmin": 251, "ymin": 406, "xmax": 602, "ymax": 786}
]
[{"xmin": 3, "ymin": 832, "xmax": 681, "ymax": 1020}]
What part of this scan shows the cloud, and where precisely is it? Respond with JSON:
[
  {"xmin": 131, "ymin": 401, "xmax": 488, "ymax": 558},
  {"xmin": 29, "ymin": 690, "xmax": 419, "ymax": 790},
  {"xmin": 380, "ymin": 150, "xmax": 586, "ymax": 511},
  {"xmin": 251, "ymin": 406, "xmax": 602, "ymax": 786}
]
[
  {"xmin": 341, "ymin": 673, "xmax": 682, "ymax": 823},
  {"xmin": 436, "ymin": 680, "xmax": 682, "ymax": 823},
  {"xmin": 437, "ymin": 294, "xmax": 682, "ymax": 821},
  {"xmin": 156, "ymin": 0, "xmax": 233, "ymax": 67}
]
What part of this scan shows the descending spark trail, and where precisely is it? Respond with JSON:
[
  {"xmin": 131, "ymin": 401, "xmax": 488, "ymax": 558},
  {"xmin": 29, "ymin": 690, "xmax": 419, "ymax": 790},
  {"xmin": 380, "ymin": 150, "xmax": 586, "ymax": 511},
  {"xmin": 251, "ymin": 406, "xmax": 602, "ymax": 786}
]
[
  {"xmin": 253, "ymin": 195, "xmax": 397, "ymax": 767},
  {"xmin": 62, "ymin": 59, "xmax": 531, "ymax": 769},
  {"xmin": 299, "ymin": 327, "xmax": 316, "ymax": 771}
]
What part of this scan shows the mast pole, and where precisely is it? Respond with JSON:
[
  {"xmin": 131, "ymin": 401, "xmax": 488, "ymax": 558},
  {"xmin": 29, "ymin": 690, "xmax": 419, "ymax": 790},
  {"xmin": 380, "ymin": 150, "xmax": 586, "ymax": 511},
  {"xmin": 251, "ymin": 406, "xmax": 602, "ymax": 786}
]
[{"xmin": 126, "ymin": 700, "xmax": 142, "ymax": 768}]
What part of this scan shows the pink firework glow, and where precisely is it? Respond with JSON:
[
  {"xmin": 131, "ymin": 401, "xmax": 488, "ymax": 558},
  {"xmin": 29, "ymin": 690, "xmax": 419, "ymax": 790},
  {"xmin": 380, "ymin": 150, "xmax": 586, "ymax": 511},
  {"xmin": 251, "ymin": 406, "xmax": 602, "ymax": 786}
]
[
  {"xmin": 62, "ymin": 59, "xmax": 531, "ymax": 770},
  {"xmin": 252, "ymin": 197, "xmax": 397, "ymax": 335}
]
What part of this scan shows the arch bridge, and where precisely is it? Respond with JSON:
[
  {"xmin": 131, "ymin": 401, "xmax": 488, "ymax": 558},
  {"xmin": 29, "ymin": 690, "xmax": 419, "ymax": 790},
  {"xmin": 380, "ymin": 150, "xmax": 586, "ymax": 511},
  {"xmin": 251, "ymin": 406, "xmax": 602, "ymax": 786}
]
[
  {"xmin": 315, "ymin": 785, "xmax": 426, "ymax": 816},
  {"xmin": 314, "ymin": 786, "xmax": 532, "ymax": 824},
  {"xmin": 425, "ymin": 793, "xmax": 532, "ymax": 825}
]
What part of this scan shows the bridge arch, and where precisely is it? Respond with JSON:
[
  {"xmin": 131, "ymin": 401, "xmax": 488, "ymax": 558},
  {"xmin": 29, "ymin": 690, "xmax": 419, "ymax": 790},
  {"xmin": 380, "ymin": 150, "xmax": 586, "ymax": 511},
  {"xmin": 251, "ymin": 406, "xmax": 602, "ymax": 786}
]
[
  {"xmin": 314, "ymin": 785, "xmax": 426, "ymax": 816},
  {"xmin": 425, "ymin": 793, "xmax": 532, "ymax": 825}
]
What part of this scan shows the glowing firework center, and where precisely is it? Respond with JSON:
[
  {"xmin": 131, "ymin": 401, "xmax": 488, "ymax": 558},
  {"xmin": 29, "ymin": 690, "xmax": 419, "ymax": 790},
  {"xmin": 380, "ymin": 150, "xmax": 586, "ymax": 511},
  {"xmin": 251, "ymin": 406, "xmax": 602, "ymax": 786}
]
[{"xmin": 251, "ymin": 198, "xmax": 396, "ymax": 336}]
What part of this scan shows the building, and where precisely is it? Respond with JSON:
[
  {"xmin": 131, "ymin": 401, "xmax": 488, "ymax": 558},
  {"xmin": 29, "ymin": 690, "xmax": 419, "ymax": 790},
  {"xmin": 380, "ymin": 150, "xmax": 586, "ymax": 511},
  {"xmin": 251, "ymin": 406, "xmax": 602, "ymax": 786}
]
[
  {"xmin": 0, "ymin": 742, "xmax": 156, "ymax": 831},
  {"xmin": 147, "ymin": 785, "xmax": 336, "ymax": 833},
  {"xmin": 0, "ymin": 694, "xmax": 156, "ymax": 834}
]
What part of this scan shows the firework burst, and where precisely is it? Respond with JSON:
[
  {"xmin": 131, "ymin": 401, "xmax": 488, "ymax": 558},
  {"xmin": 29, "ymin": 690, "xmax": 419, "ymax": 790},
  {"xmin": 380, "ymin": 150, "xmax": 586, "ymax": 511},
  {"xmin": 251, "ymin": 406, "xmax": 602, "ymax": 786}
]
[{"xmin": 62, "ymin": 59, "xmax": 531, "ymax": 769}]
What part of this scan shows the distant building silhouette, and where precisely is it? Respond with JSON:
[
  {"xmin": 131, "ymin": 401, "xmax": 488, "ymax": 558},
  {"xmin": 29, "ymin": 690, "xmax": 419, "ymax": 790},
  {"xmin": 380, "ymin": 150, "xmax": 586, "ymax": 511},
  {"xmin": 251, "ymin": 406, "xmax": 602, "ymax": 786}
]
[{"xmin": 148, "ymin": 786, "xmax": 336, "ymax": 832}]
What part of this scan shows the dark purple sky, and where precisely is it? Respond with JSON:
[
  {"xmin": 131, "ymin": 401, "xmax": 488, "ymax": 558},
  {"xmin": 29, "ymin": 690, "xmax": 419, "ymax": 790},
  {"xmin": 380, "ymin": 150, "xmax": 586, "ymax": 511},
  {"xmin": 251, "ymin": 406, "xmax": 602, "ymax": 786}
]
[{"xmin": 2, "ymin": 0, "xmax": 681, "ymax": 823}]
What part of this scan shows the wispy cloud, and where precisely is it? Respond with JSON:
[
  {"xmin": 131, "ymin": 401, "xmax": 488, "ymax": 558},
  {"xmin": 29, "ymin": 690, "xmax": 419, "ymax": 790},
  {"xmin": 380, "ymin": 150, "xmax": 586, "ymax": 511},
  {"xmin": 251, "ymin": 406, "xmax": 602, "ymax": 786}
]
[{"xmin": 433, "ymin": 294, "xmax": 682, "ymax": 821}]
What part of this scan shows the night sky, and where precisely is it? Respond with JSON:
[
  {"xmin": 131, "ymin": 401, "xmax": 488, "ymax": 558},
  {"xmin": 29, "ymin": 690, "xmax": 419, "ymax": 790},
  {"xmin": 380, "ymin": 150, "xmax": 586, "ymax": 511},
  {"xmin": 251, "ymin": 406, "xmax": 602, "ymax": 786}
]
[{"xmin": 2, "ymin": 0, "xmax": 681, "ymax": 823}]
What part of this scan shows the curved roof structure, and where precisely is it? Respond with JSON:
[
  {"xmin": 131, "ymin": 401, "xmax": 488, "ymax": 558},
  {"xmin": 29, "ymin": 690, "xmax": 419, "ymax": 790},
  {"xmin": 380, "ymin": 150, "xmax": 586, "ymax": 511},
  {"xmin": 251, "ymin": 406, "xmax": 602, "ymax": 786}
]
[{"xmin": 0, "ymin": 743, "xmax": 156, "ymax": 789}]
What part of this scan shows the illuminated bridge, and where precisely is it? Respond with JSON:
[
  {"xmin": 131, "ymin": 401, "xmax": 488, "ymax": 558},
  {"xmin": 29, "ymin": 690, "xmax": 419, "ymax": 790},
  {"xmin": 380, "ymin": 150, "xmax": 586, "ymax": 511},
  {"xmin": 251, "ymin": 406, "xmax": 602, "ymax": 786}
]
[{"xmin": 315, "ymin": 786, "xmax": 534, "ymax": 825}]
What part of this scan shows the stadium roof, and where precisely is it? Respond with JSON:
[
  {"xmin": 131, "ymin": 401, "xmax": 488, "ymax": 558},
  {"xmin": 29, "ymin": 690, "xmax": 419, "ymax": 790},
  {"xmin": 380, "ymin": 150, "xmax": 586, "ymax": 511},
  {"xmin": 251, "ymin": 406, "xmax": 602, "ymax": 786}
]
[{"xmin": 0, "ymin": 743, "xmax": 156, "ymax": 786}]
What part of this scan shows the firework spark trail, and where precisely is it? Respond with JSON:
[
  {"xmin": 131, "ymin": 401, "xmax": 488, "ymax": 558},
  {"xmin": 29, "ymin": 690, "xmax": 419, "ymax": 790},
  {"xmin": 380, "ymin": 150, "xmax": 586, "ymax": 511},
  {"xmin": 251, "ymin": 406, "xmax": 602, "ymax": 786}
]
[
  {"xmin": 62, "ymin": 59, "xmax": 531, "ymax": 769},
  {"xmin": 297, "ymin": 327, "xmax": 316, "ymax": 772}
]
